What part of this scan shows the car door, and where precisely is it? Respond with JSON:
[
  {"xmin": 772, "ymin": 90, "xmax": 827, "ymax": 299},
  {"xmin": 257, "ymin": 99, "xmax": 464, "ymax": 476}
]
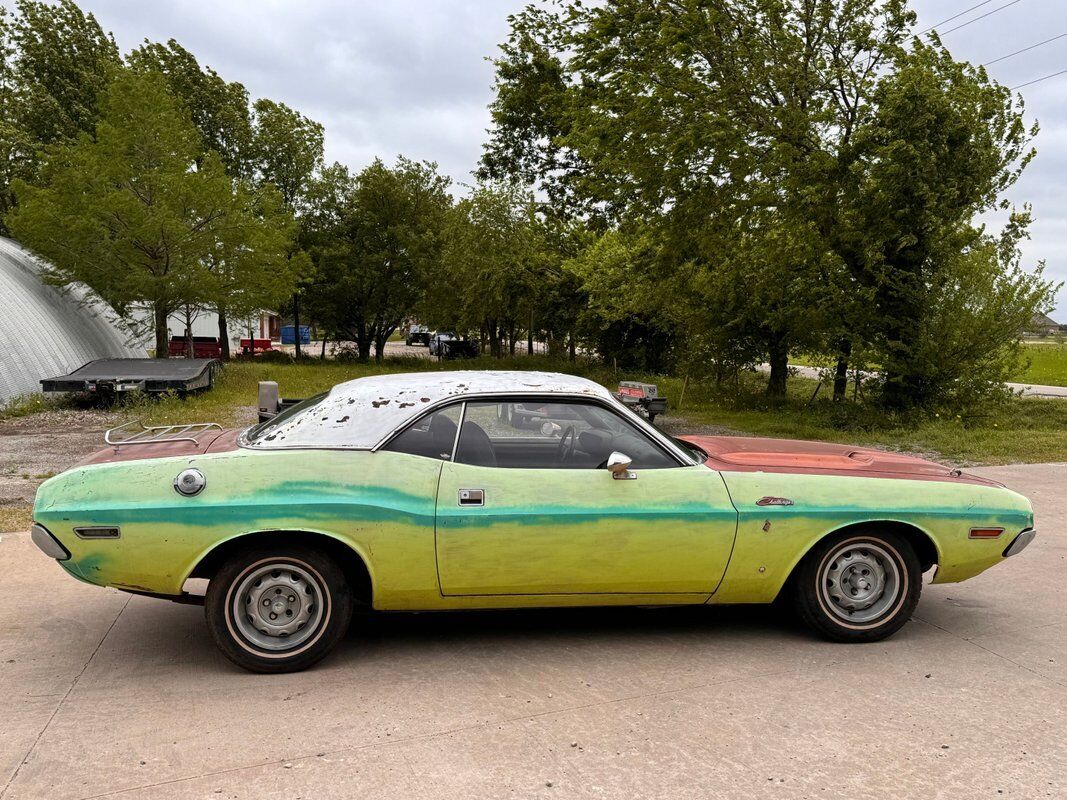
[{"xmin": 434, "ymin": 398, "xmax": 738, "ymax": 596}]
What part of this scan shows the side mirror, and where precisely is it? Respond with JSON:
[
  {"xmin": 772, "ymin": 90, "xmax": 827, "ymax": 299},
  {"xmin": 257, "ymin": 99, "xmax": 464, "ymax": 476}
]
[{"xmin": 606, "ymin": 451, "xmax": 636, "ymax": 480}]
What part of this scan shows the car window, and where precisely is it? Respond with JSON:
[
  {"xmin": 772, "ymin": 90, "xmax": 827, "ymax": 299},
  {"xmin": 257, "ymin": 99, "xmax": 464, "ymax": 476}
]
[
  {"xmin": 454, "ymin": 400, "xmax": 678, "ymax": 470},
  {"xmin": 383, "ymin": 404, "xmax": 463, "ymax": 460},
  {"xmin": 245, "ymin": 392, "xmax": 328, "ymax": 444}
]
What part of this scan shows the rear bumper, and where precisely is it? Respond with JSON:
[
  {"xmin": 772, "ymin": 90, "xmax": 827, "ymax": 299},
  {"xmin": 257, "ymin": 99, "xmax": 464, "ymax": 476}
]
[
  {"xmin": 31, "ymin": 523, "xmax": 70, "ymax": 561},
  {"xmin": 1003, "ymin": 528, "xmax": 1036, "ymax": 558}
]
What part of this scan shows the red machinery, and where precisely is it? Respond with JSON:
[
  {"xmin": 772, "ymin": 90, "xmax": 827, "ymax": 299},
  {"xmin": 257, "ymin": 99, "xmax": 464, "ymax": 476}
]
[
  {"xmin": 239, "ymin": 338, "xmax": 274, "ymax": 356},
  {"xmin": 168, "ymin": 336, "xmax": 222, "ymax": 359}
]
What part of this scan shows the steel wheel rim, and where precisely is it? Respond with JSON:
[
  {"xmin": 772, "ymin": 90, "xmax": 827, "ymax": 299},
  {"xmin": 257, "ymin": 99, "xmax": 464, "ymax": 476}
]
[
  {"xmin": 819, "ymin": 540, "xmax": 902, "ymax": 625},
  {"xmin": 230, "ymin": 561, "xmax": 327, "ymax": 652}
]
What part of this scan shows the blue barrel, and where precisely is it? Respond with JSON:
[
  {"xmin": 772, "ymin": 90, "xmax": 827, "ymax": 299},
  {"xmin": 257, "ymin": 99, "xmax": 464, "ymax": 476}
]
[{"xmin": 280, "ymin": 325, "xmax": 311, "ymax": 344}]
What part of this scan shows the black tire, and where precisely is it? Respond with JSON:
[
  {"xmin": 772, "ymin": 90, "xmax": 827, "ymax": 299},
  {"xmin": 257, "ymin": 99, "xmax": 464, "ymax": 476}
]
[
  {"xmin": 794, "ymin": 528, "xmax": 921, "ymax": 643},
  {"xmin": 205, "ymin": 545, "xmax": 353, "ymax": 673}
]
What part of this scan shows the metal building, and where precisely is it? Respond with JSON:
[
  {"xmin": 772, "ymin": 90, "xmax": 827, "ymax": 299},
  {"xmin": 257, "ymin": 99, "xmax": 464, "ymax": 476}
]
[{"xmin": 0, "ymin": 237, "xmax": 145, "ymax": 405}]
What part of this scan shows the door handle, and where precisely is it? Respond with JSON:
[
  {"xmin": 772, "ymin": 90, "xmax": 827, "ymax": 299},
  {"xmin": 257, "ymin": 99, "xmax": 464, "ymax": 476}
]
[{"xmin": 458, "ymin": 488, "xmax": 484, "ymax": 506}]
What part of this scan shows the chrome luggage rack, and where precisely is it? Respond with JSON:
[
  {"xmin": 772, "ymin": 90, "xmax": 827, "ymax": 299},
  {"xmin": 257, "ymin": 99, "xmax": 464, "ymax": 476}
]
[{"xmin": 104, "ymin": 422, "xmax": 223, "ymax": 449}]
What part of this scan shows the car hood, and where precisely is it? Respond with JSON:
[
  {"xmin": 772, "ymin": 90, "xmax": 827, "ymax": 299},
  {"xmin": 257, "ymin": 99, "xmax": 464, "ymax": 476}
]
[
  {"xmin": 680, "ymin": 435, "xmax": 1002, "ymax": 487},
  {"xmin": 75, "ymin": 427, "xmax": 242, "ymax": 467}
]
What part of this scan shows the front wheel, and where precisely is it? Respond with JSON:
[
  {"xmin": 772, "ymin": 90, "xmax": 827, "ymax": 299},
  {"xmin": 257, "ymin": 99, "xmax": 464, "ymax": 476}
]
[
  {"xmin": 205, "ymin": 546, "xmax": 353, "ymax": 673},
  {"xmin": 794, "ymin": 529, "xmax": 921, "ymax": 643}
]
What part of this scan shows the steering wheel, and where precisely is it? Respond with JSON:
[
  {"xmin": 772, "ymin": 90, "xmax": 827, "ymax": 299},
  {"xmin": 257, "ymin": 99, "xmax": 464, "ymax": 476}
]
[{"xmin": 556, "ymin": 425, "xmax": 577, "ymax": 465}]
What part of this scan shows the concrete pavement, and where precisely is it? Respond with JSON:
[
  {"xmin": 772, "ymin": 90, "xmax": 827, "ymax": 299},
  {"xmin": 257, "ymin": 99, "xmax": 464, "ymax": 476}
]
[{"xmin": 1, "ymin": 462, "xmax": 1065, "ymax": 799}]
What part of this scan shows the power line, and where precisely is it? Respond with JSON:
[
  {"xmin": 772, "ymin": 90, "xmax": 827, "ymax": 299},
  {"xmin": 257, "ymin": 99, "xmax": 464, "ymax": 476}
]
[
  {"xmin": 1012, "ymin": 67, "xmax": 1067, "ymax": 90},
  {"xmin": 985, "ymin": 33, "xmax": 1067, "ymax": 65},
  {"xmin": 917, "ymin": 0, "xmax": 998, "ymax": 35},
  {"xmin": 926, "ymin": 0, "xmax": 1025, "ymax": 37}
]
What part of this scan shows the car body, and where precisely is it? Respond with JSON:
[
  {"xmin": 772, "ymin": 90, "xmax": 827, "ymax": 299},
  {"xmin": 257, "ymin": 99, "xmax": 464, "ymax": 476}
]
[
  {"xmin": 428, "ymin": 332, "xmax": 477, "ymax": 359},
  {"xmin": 32, "ymin": 370, "xmax": 1035, "ymax": 672},
  {"xmin": 405, "ymin": 325, "xmax": 432, "ymax": 347}
]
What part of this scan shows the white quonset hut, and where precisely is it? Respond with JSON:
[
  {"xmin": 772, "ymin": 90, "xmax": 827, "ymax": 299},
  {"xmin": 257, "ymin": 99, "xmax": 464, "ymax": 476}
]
[{"xmin": 0, "ymin": 237, "xmax": 145, "ymax": 404}]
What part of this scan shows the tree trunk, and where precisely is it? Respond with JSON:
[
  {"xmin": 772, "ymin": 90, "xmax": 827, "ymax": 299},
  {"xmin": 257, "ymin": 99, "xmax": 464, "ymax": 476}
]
[
  {"xmin": 766, "ymin": 337, "xmax": 788, "ymax": 397},
  {"xmin": 355, "ymin": 324, "xmax": 372, "ymax": 362},
  {"xmin": 487, "ymin": 319, "xmax": 501, "ymax": 358},
  {"xmin": 217, "ymin": 309, "xmax": 230, "ymax": 361},
  {"xmin": 184, "ymin": 307, "xmax": 195, "ymax": 359},
  {"xmin": 292, "ymin": 294, "xmax": 302, "ymax": 359},
  {"xmin": 320, "ymin": 336, "xmax": 328, "ymax": 360},
  {"xmin": 568, "ymin": 333, "xmax": 576, "ymax": 362},
  {"xmin": 154, "ymin": 302, "xmax": 170, "ymax": 358},
  {"xmin": 832, "ymin": 339, "xmax": 851, "ymax": 402}
]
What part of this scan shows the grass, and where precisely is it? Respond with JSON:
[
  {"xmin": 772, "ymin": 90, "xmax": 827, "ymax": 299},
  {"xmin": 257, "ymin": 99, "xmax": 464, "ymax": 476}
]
[
  {"xmin": 4, "ymin": 355, "xmax": 1066, "ymax": 466},
  {"xmin": 0, "ymin": 505, "xmax": 32, "ymax": 533},
  {"xmin": 790, "ymin": 341, "xmax": 1067, "ymax": 387},
  {"xmin": 666, "ymin": 374, "xmax": 1067, "ymax": 466},
  {"xmin": 1017, "ymin": 341, "xmax": 1067, "ymax": 386}
]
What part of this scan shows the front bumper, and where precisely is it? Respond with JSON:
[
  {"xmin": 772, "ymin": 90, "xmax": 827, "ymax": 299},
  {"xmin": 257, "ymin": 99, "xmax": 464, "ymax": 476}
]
[
  {"xmin": 1003, "ymin": 528, "xmax": 1036, "ymax": 558},
  {"xmin": 31, "ymin": 523, "xmax": 70, "ymax": 560}
]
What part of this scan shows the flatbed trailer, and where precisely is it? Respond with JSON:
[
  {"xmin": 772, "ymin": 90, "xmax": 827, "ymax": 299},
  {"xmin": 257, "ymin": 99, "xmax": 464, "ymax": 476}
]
[{"xmin": 40, "ymin": 358, "xmax": 220, "ymax": 396}]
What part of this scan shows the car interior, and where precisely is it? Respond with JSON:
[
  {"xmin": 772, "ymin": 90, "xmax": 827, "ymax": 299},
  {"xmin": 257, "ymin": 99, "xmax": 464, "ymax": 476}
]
[{"xmin": 385, "ymin": 399, "xmax": 678, "ymax": 469}]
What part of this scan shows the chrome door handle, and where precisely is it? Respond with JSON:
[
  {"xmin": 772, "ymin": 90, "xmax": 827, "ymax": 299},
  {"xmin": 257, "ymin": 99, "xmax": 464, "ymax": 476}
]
[{"xmin": 458, "ymin": 488, "xmax": 484, "ymax": 506}]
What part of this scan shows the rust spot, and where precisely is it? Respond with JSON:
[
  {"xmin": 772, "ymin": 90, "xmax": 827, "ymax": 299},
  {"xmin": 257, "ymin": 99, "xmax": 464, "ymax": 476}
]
[
  {"xmin": 398, "ymin": 401, "xmax": 415, "ymax": 408},
  {"xmin": 337, "ymin": 416, "xmax": 350, "ymax": 423},
  {"xmin": 371, "ymin": 399, "xmax": 391, "ymax": 408},
  {"xmin": 420, "ymin": 397, "xmax": 430, "ymax": 402}
]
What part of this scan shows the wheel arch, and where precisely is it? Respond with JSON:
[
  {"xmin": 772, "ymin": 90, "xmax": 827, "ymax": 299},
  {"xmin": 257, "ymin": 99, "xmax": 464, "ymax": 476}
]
[
  {"xmin": 185, "ymin": 529, "xmax": 374, "ymax": 606},
  {"xmin": 776, "ymin": 519, "xmax": 939, "ymax": 601}
]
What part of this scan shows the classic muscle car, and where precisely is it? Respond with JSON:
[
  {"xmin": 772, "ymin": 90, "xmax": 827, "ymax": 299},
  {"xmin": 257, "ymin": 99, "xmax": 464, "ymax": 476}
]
[{"xmin": 31, "ymin": 371, "xmax": 1035, "ymax": 673}]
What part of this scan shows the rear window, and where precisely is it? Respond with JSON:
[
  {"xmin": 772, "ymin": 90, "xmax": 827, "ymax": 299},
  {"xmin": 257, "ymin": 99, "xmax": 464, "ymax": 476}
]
[{"xmin": 245, "ymin": 393, "xmax": 327, "ymax": 444}]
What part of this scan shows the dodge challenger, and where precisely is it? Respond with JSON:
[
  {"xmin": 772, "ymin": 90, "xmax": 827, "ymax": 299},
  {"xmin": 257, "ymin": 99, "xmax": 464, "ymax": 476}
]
[{"xmin": 31, "ymin": 371, "xmax": 1036, "ymax": 672}]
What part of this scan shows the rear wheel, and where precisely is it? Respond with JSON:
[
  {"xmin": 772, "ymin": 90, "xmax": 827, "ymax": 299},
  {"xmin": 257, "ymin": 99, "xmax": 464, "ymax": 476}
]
[
  {"xmin": 794, "ymin": 529, "xmax": 921, "ymax": 643},
  {"xmin": 205, "ymin": 546, "xmax": 353, "ymax": 673}
]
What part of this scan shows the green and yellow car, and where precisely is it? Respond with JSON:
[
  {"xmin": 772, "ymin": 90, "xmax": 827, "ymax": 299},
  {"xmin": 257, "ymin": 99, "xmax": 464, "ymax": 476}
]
[{"xmin": 31, "ymin": 371, "xmax": 1036, "ymax": 672}]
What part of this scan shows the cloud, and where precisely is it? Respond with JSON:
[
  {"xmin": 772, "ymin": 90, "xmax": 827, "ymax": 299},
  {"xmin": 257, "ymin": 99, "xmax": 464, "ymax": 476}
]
[{"xmin": 78, "ymin": 0, "xmax": 1066, "ymax": 314}]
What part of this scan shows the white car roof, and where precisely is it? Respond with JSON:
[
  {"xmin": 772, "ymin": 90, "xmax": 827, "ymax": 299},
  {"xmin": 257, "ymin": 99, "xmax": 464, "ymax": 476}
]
[{"xmin": 246, "ymin": 370, "xmax": 619, "ymax": 451}]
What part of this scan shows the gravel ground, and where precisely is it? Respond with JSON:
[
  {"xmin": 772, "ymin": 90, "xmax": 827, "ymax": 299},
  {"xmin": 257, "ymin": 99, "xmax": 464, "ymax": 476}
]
[{"xmin": 0, "ymin": 409, "xmax": 122, "ymax": 510}]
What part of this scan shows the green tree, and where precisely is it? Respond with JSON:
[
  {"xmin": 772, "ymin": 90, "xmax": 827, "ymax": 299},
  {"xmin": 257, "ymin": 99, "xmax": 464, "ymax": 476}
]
[
  {"xmin": 0, "ymin": 0, "xmax": 120, "ymax": 229},
  {"xmin": 249, "ymin": 98, "xmax": 324, "ymax": 356},
  {"xmin": 127, "ymin": 38, "xmax": 253, "ymax": 179},
  {"xmin": 428, "ymin": 182, "xmax": 541, "ymax": 357},
  {"xmin": 250, "ymin": 98, "xmax": 323, "ymax": 210},
  {"xmin": 128, "ymin": 38, "xmax": 272, "ymax": 357},
  {"xmin": 482, "ymin": 0, "xmax": 1052, "ymax": 407},
  {"xmin": 304, "ymin": 157, "xmax": 452, "ymax": 362},
  {"xmin": 7, "ymin": 70, "xmax": 293, "ymax": 357}
]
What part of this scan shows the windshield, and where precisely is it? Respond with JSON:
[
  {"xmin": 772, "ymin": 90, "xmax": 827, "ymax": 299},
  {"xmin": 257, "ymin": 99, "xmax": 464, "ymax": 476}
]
[
  {"xmin": 611, "ymin": 399, "xmax": 701, "ymax": 465},
  {"xmin": 245, "ymin": 392, "xmax": 328, "ymax": 444},
  {"xmin": 667, "ymin": 434, "xmax": 706, "ymax": 464}
]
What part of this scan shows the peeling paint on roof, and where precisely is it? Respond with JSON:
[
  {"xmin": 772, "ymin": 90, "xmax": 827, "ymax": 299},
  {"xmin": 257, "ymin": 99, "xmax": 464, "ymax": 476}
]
[{"xmin": 246, "ymin": 370, "xmax": 616, "ymax": 451}]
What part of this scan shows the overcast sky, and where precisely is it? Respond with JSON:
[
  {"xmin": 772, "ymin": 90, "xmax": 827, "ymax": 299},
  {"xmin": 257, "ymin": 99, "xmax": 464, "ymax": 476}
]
[{"xmin": 77, "ymin": 0, "xmax": 1067, "ymax": 314}]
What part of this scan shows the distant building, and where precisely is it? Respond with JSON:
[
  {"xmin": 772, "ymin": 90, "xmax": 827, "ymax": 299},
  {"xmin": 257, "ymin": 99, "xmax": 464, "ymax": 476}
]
[
  {"xmin": 1027, "ymin": 312, "xmax": 1062, "ymax": 337},
  {"xmin": 0, "ymin": 237, "xmax": 145, "ymax": 404},
  {"xmin": 132, "ymin": 307, "xmax": 282, "ymax": 345}
]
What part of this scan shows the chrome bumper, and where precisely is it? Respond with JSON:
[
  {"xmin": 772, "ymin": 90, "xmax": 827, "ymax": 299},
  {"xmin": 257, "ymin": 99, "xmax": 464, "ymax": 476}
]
[
  {"xmin": 31, "ymin": 523, "xmax": 70, "ymax": 561},
  {"xmin": 1003, "ymin": 528, "xmax": 1036, "ymax": 558}
]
